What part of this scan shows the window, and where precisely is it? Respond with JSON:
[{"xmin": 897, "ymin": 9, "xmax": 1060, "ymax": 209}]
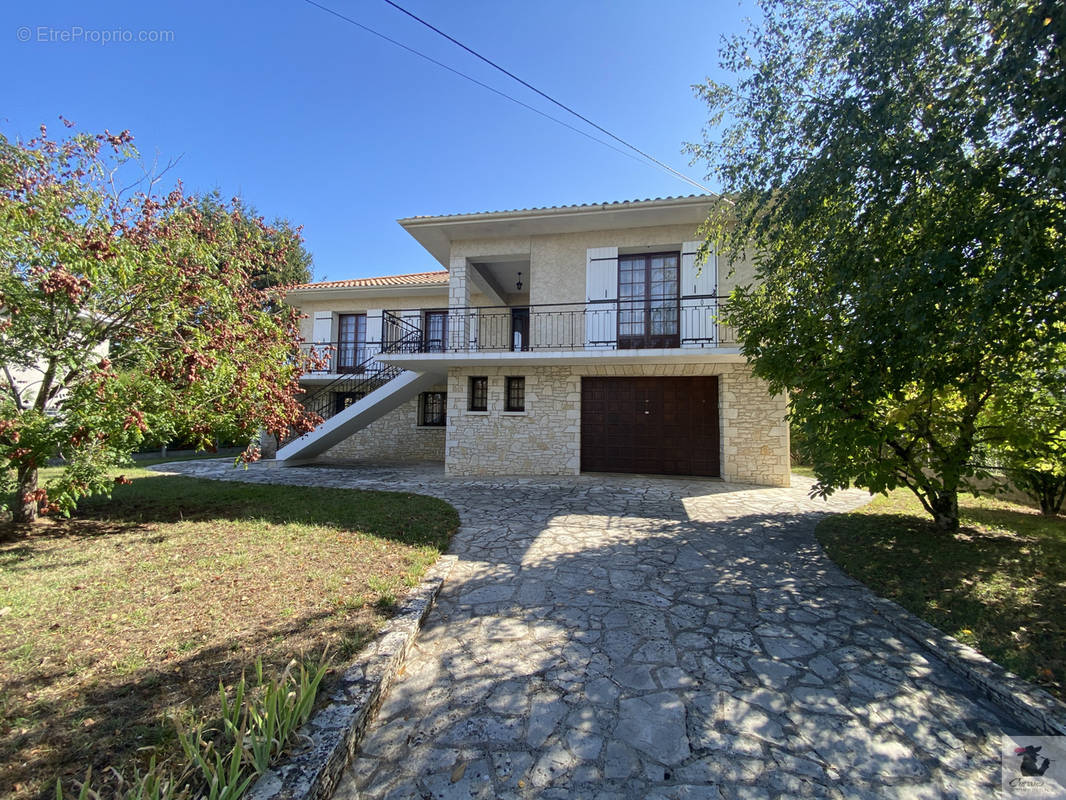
[
  {"xmin": 333, "ymin": 391, "xmax": 365, "ymax": 416},
  {"xmin": 337, "ymin": 313, "xmax": 367, "ymax": 372},
  {"xmin": 617, "ymin": 252, "xmax": 680, "ymax": 349},
  {"xmin": 468, "ymin": 376, "xmax": 488, "ymax": 411},
  {"xmin": 424, "ymin": 310, "xmax": 448, "ymax": 352},
  {"xmin": 505, "ymin": 377, "xmax": 525, "ymax": 412},
  {"xmin": 420, "ymin": 391, "xmax": 447, "ymax": 426}
]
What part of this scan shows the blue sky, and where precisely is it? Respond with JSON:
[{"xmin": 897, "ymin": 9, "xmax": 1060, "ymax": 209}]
[{"xmin": 2, "ymin": 1, "xmax": 752, "ymax": 281}]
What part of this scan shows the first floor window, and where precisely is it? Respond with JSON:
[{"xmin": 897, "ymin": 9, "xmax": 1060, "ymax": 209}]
[
  {"xmin": 468, "ymin": 376, "xmax": 488, "ymax": 411},
  {"xmin": 337, "ymin": 313, "xmax": 367, "ymax": 371},
  {"xmin": 617, "ymin": 251, "xmax": 680, "ymax": 349},
  {"xmin": 420, "ymin": 391, "xmax": 447, "ymax": 426},
  {"xmin": 505, "ymin": 377, "xmax": 525, "ymax": 412}
]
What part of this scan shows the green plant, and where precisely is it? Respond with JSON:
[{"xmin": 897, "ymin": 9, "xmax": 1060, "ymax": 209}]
[
  {"xmin": 688, "ymin": 0, "xmax": 1066, "ymax": 530},
  {"xmin": 367, "ymin": 576, "xmax": 398, "ymax": 609},
  {"xmin": 57, "ymin": 760, "xmax": 187, "ymax": 800},
  {"xmin": 0, "ymin": 122, "xmax": 318, "ymax": 522},
  {"xmin": 57, "ymin": 655, "xmax": 329, "ymax": 800},
  {"xmin": 176, "ymin": 656, "xmax": 329, "ymax": 797}
]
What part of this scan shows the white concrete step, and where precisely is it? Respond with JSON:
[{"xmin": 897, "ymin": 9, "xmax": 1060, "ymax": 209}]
[{"xmin": 277, "ymin": 370, "xmax": 444, "ymax": 462}]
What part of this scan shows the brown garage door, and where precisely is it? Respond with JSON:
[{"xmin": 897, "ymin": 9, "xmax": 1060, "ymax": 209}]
[{"xmin": 581, "ymin": 376, "xmax": 720, "ymax": 476}]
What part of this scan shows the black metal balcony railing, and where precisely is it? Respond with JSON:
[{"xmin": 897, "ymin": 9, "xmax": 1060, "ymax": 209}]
[
  {"xmin": 298, "ymin": 298, "xmax": 735, "ymax": 367},
  {"xmin": 299, "ymin": 341, "xmax": 379, "ymax": 374},
  {"xmin": 390, "ymin": 298, "xmax": 736, "ymax": 354}
]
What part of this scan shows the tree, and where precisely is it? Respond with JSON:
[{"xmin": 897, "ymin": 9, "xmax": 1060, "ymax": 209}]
[
  {"xmin": 196, "ymin": 191, "xmax": 313, "ymax": 290},
  {"xmin": 981, "ymin": 350, "xmax": 1066, "ymax": 516},
  {"xmin": 689, "ymin": 0, "xmax": 1066, "ymax": 530},
  {"xmin": 0, "ymin": 121, "xmax": 316, "ymax": 523}
]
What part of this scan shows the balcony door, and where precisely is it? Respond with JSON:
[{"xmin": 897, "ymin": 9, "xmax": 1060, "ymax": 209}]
[
  {"xmin": 617, "ymin": 252, "xmax": 680, "ymax": 349},
  {"xmin": 424, "ymin": 310, "xmax": 448, "ymax": 352},
  {"xmin": 337, "ymin": 313, "xmax": 367, "ymax": 373},
  {"xmin": 511, "ymin": 307, "xmax": 530, "ymax": 352}
]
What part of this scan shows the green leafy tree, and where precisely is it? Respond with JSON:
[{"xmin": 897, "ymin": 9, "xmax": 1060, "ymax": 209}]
[
  {"xmin": 981, "ymin": 351, "xmax": 1066, "ymax": 515},
  {"xmin": 196, "ymin": 191, "xmax": 313, "ymax": 290},
  {"xmin": 0, "ymin": 121, "xmax": 316, "ymax": 523},
  {"xmin": 689, "ymin": 0, "xmax": 1066, "ymax": 530}
]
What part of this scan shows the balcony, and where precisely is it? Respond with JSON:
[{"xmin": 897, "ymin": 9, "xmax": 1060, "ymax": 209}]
[
  {"xmin": 298, "ymin": 342, "xmax": 379, "ymax": 375},
  {"xmin": 298, "ymin": 299, "xmax": 738, "ymax": 377},
  {"xmin": 385, "ymin": 299, "xmax": 736, "ymax": 354}
]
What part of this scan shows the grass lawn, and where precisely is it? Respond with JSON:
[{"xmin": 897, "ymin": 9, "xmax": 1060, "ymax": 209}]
[
  {"xmin": 816, "ymin": 489, "xmax": 1065, "ymax": 702},
  {"xmin": 0, "ymin": 464, "xmax": 458, "ymax": 800}
]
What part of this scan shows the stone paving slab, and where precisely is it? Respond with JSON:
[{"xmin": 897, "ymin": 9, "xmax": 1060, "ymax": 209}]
[{"xmin": 157, "ymin": 460, "xmax": 1027, "ymax": 799}]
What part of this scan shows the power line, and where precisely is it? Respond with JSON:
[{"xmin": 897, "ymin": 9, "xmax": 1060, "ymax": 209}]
[
  {"xmin": 379, "ymin": 0, "xmax": 711, "ymax": 193},
  {"xmin": 299, "ymin": 0, "xmax": 710, "ymax": 192},
  {"xmin": 299, "ymin": 0, "xmax": 650, "ymax": 171}
]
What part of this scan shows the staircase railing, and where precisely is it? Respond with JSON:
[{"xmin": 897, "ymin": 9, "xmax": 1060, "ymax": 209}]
[
  {"xmin": 280, "ymin": 314, "xmax": 425, "ymax": 448},
  {"xmin": 382, "ymin": 310, "xmax": 424, "ymax": 353}
]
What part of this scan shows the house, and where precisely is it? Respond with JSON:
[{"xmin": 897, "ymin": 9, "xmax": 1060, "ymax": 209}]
[
  {"xmin": 280, "ymin": 195, "xmax": 790, "ymax": 487},
  {"xmin": 2, "ymin": 339, "xmax": 110, "ymax": 416}
]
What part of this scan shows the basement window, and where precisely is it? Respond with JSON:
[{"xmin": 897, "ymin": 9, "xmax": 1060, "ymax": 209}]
[
  {"xmin": 468, "ymin": 376, "xmax": 488, "ymax": 411},
  {"xmin": 505, "ymin": 377, "xmax": 525, "ymax": 412},
  {"xmin": 419, "ymin": 391, "xmax": 447, "ymax": 427},
  {"xmin": 333, "ymin": 391, "xmax": 365, "ymax": 416}
]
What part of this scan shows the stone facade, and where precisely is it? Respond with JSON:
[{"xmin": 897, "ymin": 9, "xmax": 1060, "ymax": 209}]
[
  {"xmin": 445, "ymin": 367, "xmax": 581, "ymax": 477},
  {"xmin": 444, "ymin": 362, "xmax": 790, "ymax": 486},
  {"xmin": 324, "ymin": 387, "xmax": 446, "ymax": 463}
]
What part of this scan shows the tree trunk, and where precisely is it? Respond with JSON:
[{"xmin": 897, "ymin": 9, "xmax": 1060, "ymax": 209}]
[
  {"xmin": 929, "ymin": 489, "xmax": 959, "ymax": 531},
  {"xmin": 14, "ymin": 464, "xmax": 39, "ymax": 524},
  {"xmin": 1007, "ymin": 469, "xmax": 1066, "ymax": 517}
]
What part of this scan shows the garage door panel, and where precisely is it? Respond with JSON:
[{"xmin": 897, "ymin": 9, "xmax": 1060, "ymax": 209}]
[{"xmin": 581, "ymin": 376, "xmax": 720, "ymax": 477}]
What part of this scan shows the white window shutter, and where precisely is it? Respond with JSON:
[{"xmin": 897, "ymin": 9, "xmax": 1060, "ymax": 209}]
[
  {"xmin": 681, "ymin": 241, "xmax": 718, "ymax": 347},
  {"xmin": 470, "ymin": 307, "xmax": 480, "ymax": 352},
  {"xmin": 365, "ymin": 309, "xmax": 383, "ymax": 364},
  {"xmin": 312, "ymin": 311, "xmax": 333, "ymax": 343},
  {"xmin": 585, "ymin": 246, "xmax": 618, "ymax": 348}
]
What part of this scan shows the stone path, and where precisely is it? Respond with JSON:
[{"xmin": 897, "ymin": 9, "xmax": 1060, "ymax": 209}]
[{"xmin": 159, "ymin": 460, "xmax": 1023, "ymax": 799}]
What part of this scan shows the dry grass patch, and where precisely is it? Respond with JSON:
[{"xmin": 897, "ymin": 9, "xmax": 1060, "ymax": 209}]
[{"xmin": 0, "ymin": 465, "xmax": 458, "ymax": 800}]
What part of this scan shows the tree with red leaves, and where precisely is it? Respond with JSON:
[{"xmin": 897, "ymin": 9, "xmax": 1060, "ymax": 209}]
[{"xmin": 0, "ymin": 120, "xmax": 318, "ymax": 523}]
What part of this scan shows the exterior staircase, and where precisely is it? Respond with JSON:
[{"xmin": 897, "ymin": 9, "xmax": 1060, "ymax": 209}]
[{"xmin": 276, "ymin": 312, "xmax": 442, "ymax": 463}]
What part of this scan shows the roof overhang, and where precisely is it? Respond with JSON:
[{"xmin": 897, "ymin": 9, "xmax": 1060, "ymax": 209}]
[
  {"xmin": 284, "ymin": 282, "xmax": 448, "ymax": 304},
  {"xmin": 399, "ymin": 195, "xmax": 720, "ymax": 268}
]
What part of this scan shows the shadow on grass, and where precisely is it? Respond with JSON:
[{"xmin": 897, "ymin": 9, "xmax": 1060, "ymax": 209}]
[
  {"xmin": 816, "ymin": 508, "xmax": 1066, "ymax": 701},
  {"xmin": 1, "ymin": 474, "xmax": 457, "ymax": 551},
  {"xmin": 0, "ymin": 471, "xmax": 459, "ymax": 800},
  {"xmin": 0, "ymin": 605, "xmax": 379, "ymax": 800}
]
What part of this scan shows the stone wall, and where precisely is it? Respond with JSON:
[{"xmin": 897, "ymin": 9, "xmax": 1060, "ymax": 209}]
[
  {"xmin": 445, "ymin": 367, "xmax": 581, "ymax": 476},
  {"xmin": 324, "ymin": 386, "xmax": 446, "ymax": 463},
  {"xmin": 444, "ymin": 362, "xmax": 790, "ymax": 486}
]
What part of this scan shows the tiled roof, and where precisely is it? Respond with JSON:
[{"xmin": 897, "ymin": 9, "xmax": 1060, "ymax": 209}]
[
  {"xmin": 401, "ymin": 194, "xmax": 714, "ymax": 221},
  {"xmin": 288, "ymin": 271, "xmax": 449, "ymax": 290}
]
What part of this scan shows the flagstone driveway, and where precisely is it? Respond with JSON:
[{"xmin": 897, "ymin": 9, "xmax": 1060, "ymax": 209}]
[{"xmin": 159, "ymin": 461, "xmax": 1023, "ymax": 799}]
